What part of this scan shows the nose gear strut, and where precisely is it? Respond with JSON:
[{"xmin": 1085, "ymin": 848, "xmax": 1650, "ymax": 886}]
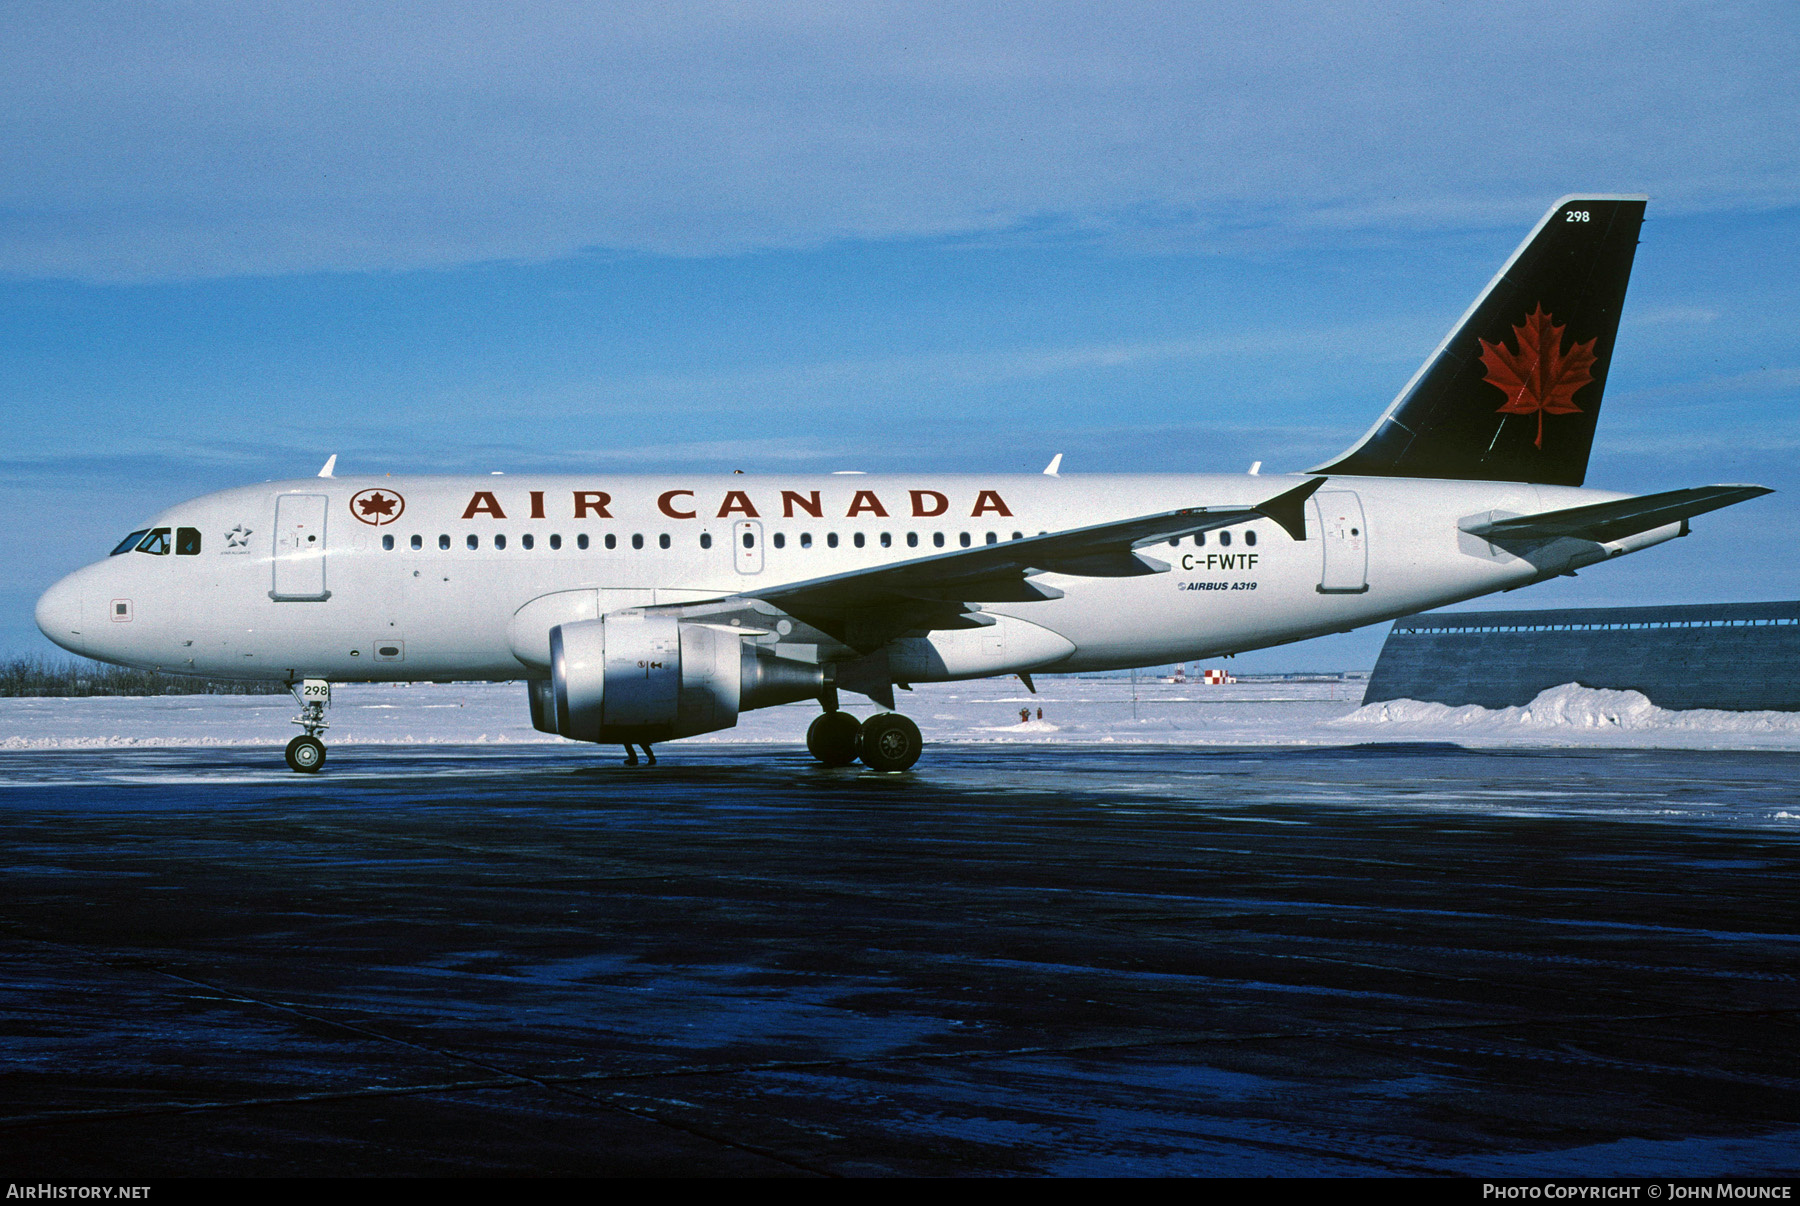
[{"xmin": 285, "ymin": 679, "xmax": 331, "ymax": 773}]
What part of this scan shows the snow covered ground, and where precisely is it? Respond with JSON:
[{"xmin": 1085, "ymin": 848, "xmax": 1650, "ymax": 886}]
[{"xmin": 2, "ymin": 676, "xmax": 1798, "ymax": 751}]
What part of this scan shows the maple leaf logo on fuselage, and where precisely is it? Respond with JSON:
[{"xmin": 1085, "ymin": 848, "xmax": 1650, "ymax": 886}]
[
  {"xmin": 348, "ymin": 488, "xmax": 405, "ymax": 525},
  {"xmin": 358, "ymin": 492, "xmax": 397, "ymax": 519},
  {"xmin": 1480, "ymin": 304, "xmax": 1597, "ymax": 449}
]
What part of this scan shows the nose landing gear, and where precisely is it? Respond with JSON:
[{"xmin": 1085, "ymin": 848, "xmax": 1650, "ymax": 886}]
[
  {"xmin": 285, "ymin": 678, "xmax": 331, "ymax": 773},
  {"xmin": 285, "ymin": 734, "xmax": 326, "ymax": 773}
]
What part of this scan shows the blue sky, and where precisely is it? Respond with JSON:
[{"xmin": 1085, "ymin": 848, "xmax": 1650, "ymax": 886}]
[{"xmin": 3, "ymin": 1, "xmax": 1797, "ymax": 670}]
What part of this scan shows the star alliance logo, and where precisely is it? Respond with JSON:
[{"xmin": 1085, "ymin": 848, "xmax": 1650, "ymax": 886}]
[{"xmin": 223, "ymin": 523, "xmax": 253, "ymax": 553}]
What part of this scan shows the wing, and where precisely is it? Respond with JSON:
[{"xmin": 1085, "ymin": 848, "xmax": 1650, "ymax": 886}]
[
  {"xmin": 1462, "ymin": 485, "xmax": 1771, "ymax": 545},
  {"xmin": 691, "ymin": 477, "xmax": 1325, "ymax": 652}
]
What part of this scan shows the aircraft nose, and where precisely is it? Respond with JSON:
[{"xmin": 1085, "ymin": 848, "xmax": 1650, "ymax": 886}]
[{"xmin": 35, "ymin": 574, "xmax": 86, "ymax": 656}]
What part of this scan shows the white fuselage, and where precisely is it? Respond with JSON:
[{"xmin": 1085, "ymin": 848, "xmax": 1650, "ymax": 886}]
[{"xmin": 36, "ymin": 472, "xmax": 1678, "ymax": 685}]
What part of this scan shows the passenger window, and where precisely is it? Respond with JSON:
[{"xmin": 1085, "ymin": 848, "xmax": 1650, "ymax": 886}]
[
  {"xmin": 800, "ymin": 533, "xmax": 812, "ymax": 548},
  {"xmin": 852, "ymin": 532, "xmax": 864, "ymax": 548},
  {"xmin": 550, "ymin": 534, "xmax": 562, "ymax": 550},
  {"xmin": 439, "ymin": 534, "xmax": 450, "ymax": 550},
  {"xmin": 522, "ymin": 534, "xmax": 534, "ymax": 550},
  {"xmin": 658, "ymin": 534, "xmax": 670, "ymax": 549},
  {"xmin": 176, "ymin": 527, "xmax": 202, "ymax": 555},
  {"xmin": 700, "ymin": 533, "xmax": 712, "ymax": 549},
  {"xmin": 881, "ymin": 533, "xmax": 892, "ymax": 548},
  {"xmin": 382, "ymin": 535, "xmax": 394, "ymax": 551},
  {"xmin": 986, "ymin": 532, "xmax": 996, "ymax": 544},
  {"xmin": 906, "ymin": 533, "xmax": 918, "ymax": 548},
  {"xmin": 1194, "ymin": 533, "xmax": 1205, "ymax": 547},
  {"xmin": 773, "ymin": 533, "xmax": 786, "ymax": 549},
  {"xmin": 1245, "ymin": 529, "xmax": 1257, "ymax": 546},
  {"xmin": 827, "ymin": 532, "xmax": 838, "ymax": 548},
  {"xmin": 1219, "ymin": 531, "xmax": 1232, "ymax": 547},
  {"xmin": 743, "ymin": 532, "xmax": 755, "ymax": 548},
  {"xmin": 1012, "ymin": 531, "xmax": 1023, "ymax": 541},
  {"xmin": 411, "ymin": 534, "xmax": 422, "ymax": 550},
  {"xmin": 933, "ymin": 533, "xmax": 945, "ymax": 548},
  {"xmin": 136, "ymin": 528, "xmax": 171, "ymax": 555},
  {"xmin": 467, "ymin": 534, "xmax": 479, "ymax": 550},
  {"xmin": 111, "ymin": 529, "xmax": 150, "ymax": 556},
  {"xmin": 958, "ymin": 532, "xmax": 970, "ymax": 547},
  {"xmin": 601, "ymin": 534, "xmax": 612, "ymax": 550},
  {"xmin": 495, "ymin": 534, "xmax": 507, "ymax": 550},
  {"xmin": 632, "ymin": 533, "xmax": 644, "ymax": 550},
  {"xmin": 579, "ymin": 534, "xmax": 591, "ymax": 550}
]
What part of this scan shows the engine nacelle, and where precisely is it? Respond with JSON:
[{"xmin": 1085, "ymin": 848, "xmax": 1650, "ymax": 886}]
[{"xmin": 531, "ymin": 612, "xmax": 826, "ymax": 744}]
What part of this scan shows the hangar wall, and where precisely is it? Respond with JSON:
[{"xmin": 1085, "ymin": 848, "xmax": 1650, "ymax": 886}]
[{"xmin": 1364, "ymin": 600, "xmax": 1800, "ymax": 712}]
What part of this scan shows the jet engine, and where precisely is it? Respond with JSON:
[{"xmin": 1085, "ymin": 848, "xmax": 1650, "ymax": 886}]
[{"xmin": 528, "ymin": 612, "xmax": 827, "ymax": 744}]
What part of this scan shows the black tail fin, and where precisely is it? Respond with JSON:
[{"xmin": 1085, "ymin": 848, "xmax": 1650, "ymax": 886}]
[{"xmin": 1314, "ymin": 195, "xmax": 1646, "ymax": 486}]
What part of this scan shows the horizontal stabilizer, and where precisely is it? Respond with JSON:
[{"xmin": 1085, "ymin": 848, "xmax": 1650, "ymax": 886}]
[{"xmin": 1463, "ymin": 485, "xmax": 1772, "ymax": 544}]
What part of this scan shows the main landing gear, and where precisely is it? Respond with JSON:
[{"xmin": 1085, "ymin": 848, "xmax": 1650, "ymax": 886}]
[
  {"xmin": 285, "ymin": 679, "xmax": 330, "ymax": 774},
  {"xmin": 805, "ymin": 709, "xmax": 923, "ymax": 772},
  {"xmin": 623, "ymin": 743, "xmax": 657, "ymax": 766}
]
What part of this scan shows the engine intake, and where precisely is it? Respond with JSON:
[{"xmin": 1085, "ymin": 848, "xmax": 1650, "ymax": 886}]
[{"xmin": 531, "ymin": 612, "xmax": 826, "ymax": 744}]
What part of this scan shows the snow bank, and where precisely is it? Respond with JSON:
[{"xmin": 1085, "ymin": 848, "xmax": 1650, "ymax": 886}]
[{"xmin": 1336, "ymin": 683, "xmax": 1800, "ymax": 749}]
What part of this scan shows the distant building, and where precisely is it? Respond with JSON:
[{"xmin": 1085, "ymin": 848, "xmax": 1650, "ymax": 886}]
[{"xmin": 1364, "ymin": 601, "xmax": 1800, "ymax": 712}]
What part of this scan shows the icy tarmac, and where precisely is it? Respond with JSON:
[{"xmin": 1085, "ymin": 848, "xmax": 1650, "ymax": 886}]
[{"xmin": 1, "ymin": 721, "xmax": 1798, "ymax": 1175}]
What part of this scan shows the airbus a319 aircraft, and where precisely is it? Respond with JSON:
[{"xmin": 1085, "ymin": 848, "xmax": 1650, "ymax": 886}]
[{"xmin": 35, "ymin": 196, "xmax": 1771, "ymax": 773}]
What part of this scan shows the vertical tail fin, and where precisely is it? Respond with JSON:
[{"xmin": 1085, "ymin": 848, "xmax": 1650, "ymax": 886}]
[{"xmin": 1314, "ymin": 195, "xmax": 1646, "ymax": 486}]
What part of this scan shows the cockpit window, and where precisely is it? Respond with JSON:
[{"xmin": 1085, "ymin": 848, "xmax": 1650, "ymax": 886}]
[
  {"xmin": 111, "ymin": 530, "xmax": 150, "ymax": 556},
  {"xmin": 135, "ymin": 528, "xmax": 172, "ymax": 556},
  {"xmin": 175, "ymin": 527, "xmax": 202, "ymax": 556}
]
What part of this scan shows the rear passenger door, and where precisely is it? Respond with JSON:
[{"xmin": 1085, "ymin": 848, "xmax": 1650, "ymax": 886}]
[{"xmin": 1313, "ymin": 490, "xmax": 1369, "ymax": 594}]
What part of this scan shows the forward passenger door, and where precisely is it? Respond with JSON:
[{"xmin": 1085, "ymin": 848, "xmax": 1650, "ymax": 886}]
[{"xmin": 271, "ymin": 494, "xmax": 331, "ymax": 601}]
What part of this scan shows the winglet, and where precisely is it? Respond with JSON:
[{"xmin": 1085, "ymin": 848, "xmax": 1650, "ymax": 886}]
[
  {"xmin": 1254, "ymin": 477, "xmax": 1326, "ymax": 541},
  {"xmin": 1043, "ymin": 453, "xmax": 1063, "ymax": 476},
  {"xmin": 318, "ymin": 454, "xmax": 337, "ymax": 478}
]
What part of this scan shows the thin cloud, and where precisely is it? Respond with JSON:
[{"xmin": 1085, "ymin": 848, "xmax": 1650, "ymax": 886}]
[{"xmin": 1, "ymin": 1, "xmax": 1797, "ymax": 280}]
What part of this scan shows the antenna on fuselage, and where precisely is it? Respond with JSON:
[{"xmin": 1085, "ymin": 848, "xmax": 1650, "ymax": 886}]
[{"xmin": 317, "ymin": 454, "xmax": 337, "ymax": 478}]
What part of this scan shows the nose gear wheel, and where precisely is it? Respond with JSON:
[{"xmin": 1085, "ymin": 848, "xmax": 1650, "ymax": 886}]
[{"xmin": 285, "ymin": 735, "xmax": 326, "ymax": 773}]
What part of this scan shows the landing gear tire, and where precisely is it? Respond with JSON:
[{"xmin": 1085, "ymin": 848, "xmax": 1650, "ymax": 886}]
[
  {"xmin": 807, "ymin": 711, "xmax": 862, "ymax": 767},
  {"xmin": 285, "ymin": 735, "xmax": 326, "ymax": 774},
  {"xmin": 859, "ymin": 713, "xmax": 922, "ymax": 773}
]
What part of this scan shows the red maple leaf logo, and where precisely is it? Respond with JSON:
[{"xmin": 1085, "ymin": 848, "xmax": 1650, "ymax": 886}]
[
  {"xmin": 349, "ymin": 488, "xmax": 405, "ymax": 525},
  {"xmin": 358, "ymin": 492, "xmax": 397, "ymax": 518},
  {"xmin": 1480, "ymin": 305, "xmax": 1597, "ymax": 449}
]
